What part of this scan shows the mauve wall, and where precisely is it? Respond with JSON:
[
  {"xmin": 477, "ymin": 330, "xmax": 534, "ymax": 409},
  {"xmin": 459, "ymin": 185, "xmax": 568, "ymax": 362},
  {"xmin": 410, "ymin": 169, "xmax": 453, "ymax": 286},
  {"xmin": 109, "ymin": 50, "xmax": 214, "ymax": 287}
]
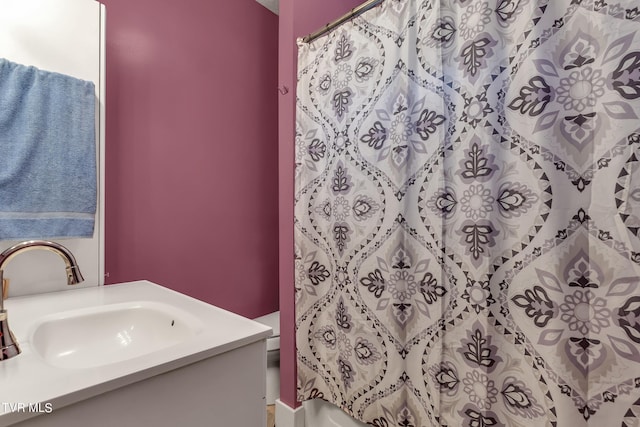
[
  {"xmin": 278, "ymin": 0, "xmax": 366, "ymax": 408},
  {"xmin": 102, "ymin": 0, "xmax": 280, "ymax": 319}
]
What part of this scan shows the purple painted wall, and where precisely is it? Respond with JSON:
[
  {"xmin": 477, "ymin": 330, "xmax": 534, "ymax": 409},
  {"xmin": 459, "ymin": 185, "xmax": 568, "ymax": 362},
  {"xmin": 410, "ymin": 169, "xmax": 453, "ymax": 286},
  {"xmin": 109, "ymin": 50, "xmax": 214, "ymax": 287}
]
[
  {"xmin": 102, "ymin": 0, "xmax": 366, "ymax": 410},
  {"xmin": 103, "ymin": 0, "xmax": 280, "ymax": 319},
  {"xmin": 278, "ymin": 0, "xmax": 367, "ymax": 409}
]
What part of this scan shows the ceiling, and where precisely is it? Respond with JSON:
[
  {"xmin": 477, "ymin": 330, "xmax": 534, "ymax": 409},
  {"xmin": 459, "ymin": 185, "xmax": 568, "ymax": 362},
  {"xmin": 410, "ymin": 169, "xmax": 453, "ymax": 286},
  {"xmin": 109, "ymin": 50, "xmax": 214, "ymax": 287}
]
[{"xmin": 255, "ymin": 0, "xmax": 278, "ymax": 15}]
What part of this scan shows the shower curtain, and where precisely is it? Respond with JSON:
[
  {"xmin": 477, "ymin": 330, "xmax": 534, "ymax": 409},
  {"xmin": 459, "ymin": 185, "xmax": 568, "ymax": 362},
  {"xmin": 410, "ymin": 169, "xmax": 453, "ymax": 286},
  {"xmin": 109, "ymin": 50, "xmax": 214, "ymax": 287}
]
[{"xmin": 295, "ymin": 0, "xmax": 640, "ymax": 425}]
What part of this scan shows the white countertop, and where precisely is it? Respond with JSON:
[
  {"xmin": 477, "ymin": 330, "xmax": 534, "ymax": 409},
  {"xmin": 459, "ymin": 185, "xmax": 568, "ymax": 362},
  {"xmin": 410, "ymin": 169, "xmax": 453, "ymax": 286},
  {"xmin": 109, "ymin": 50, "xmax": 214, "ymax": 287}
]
[{"xmin": 0, "ymin": 280, "xmax": 272, "ymax": 426}]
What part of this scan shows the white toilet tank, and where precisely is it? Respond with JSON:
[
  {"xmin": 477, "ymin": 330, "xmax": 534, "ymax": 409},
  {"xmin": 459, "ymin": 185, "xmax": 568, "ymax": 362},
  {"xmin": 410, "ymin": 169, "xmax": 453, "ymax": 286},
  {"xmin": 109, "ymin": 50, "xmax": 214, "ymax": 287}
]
[{"xmin": 254, "ymin": 311, "xmax": 280, "ymax": 404}]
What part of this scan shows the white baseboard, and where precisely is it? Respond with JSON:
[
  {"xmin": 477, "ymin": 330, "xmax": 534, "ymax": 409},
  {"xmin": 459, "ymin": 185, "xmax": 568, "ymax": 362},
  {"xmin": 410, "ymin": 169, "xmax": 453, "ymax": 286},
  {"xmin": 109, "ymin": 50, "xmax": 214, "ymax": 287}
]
[{"xmin": 275, "ymin": 399, "xmax": 305, "ymax": 427}]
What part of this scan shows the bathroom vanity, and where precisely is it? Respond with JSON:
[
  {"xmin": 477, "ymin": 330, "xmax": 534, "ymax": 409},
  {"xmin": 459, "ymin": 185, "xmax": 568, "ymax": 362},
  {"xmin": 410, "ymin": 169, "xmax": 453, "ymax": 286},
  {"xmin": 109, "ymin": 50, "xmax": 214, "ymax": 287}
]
[{"xmin": 0, "ymin": 280, "xmax": 271, "ymax": 426}]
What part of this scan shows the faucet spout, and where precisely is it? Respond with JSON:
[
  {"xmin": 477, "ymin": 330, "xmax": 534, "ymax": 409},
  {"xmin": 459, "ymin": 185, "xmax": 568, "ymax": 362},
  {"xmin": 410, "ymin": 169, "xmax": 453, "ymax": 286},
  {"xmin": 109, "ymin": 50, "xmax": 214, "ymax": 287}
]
[
  {"xmin": 0, "ymin": 240, "xmax": 84, "ymax": 288},
  {"xmin": 0, "ymin": 240, "xmax": 84, "ymax": 361}
]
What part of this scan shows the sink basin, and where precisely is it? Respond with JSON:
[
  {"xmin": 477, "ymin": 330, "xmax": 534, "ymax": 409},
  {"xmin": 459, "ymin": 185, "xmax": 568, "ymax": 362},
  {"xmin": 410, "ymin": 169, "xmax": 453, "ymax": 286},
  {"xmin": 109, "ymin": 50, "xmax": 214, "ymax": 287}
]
[
  {"xmin": 0, "ymin": 281, "xmax": 272, "ymax": 427},
  {"xmin": 30, "ymin": 301, "xmax": 203, "ymax": 369}
]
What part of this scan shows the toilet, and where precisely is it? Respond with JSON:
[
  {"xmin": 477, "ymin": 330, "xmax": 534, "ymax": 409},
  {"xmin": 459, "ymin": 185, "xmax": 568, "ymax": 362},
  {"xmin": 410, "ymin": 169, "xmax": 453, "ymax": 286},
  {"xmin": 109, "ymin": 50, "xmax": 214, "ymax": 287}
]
[{"xmin": 254, "ymin": 311, "xmax": 280, "ymax": 405}]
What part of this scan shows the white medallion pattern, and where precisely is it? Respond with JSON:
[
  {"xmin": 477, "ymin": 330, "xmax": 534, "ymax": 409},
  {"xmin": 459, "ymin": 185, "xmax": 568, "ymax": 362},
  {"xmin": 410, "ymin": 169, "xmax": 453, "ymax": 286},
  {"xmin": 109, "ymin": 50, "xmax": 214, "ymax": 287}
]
[{"xmin": 295, "ymin": 0, "xmax": 640, "ymax": 425}]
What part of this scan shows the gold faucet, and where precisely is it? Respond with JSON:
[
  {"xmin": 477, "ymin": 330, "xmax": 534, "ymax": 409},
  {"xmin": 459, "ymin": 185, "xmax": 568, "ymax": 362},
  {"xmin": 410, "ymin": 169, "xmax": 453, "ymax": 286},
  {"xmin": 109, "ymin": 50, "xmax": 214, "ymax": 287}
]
[{"xmin": 0, "ymin": 240, "xmax": 84, "ymax": 361}]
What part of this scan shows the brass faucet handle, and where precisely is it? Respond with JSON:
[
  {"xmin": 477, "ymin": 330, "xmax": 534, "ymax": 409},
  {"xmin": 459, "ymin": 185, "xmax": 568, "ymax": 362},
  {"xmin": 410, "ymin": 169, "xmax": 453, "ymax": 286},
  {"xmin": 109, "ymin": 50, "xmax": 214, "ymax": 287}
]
[{"xmin": 2, "ymin": 278, "xmax": 8, "ymax": 301}]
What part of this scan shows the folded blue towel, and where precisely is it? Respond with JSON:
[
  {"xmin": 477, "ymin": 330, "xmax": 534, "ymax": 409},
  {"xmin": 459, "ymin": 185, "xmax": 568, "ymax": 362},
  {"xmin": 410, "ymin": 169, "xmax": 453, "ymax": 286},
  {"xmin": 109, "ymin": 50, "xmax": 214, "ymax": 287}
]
[{"xmin": 0, "ymin": 58, "xmax": 96, "ymax": 239}]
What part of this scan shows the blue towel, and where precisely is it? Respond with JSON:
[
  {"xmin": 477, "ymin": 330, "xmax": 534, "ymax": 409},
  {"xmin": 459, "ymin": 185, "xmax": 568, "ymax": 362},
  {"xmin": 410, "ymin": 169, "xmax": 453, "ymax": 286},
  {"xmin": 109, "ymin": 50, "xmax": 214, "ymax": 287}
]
[{"xmin": 0, "ymin": 58, "xmax": 96, "ymax": 239}]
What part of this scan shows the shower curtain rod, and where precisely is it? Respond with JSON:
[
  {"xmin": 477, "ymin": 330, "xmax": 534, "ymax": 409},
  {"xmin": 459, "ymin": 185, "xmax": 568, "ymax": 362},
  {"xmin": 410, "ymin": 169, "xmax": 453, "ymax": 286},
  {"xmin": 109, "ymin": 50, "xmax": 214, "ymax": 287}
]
[{"xmin": 300, "ymin": 0, "xmax": 384, "ymax": 44}]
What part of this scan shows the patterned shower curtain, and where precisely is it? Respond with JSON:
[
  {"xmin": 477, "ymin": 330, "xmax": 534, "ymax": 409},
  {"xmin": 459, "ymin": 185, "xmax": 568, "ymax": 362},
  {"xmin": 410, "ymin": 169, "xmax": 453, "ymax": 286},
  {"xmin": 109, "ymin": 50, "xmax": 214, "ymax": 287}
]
[{"xmin": 295, "ymin": 0, "xmax": 640, "ymax": 425}]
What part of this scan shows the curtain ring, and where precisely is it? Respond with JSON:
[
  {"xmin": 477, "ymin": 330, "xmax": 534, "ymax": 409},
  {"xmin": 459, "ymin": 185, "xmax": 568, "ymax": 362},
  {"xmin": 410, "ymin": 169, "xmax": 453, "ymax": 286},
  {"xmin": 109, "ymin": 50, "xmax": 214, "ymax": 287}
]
[{"xmin": 278, "ymin": 86, "xmax": 289, "ymax": 95}]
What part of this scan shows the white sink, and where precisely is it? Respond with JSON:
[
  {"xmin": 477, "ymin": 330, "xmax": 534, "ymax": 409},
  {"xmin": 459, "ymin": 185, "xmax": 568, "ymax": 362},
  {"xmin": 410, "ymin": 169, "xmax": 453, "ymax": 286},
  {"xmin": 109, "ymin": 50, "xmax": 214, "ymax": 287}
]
[
  {"xmin": 0, "ymin": 280, "xmax": 272, "ymax": 427},
  {"xmin": 30, "ymin": 301, "xmax": 203, "ymax": 369}
]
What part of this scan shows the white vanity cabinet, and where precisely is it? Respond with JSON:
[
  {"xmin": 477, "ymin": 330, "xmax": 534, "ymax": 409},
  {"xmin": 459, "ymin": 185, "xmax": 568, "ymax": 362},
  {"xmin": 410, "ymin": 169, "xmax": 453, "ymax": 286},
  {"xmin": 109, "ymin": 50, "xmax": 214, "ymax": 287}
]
[
  {"xmin": 0, "ymin": 281, "xmax": 270, "ymax": 427},
  {"xmin": 11, "ymin": 341, "xmax": 267, "ymax": 427}
]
